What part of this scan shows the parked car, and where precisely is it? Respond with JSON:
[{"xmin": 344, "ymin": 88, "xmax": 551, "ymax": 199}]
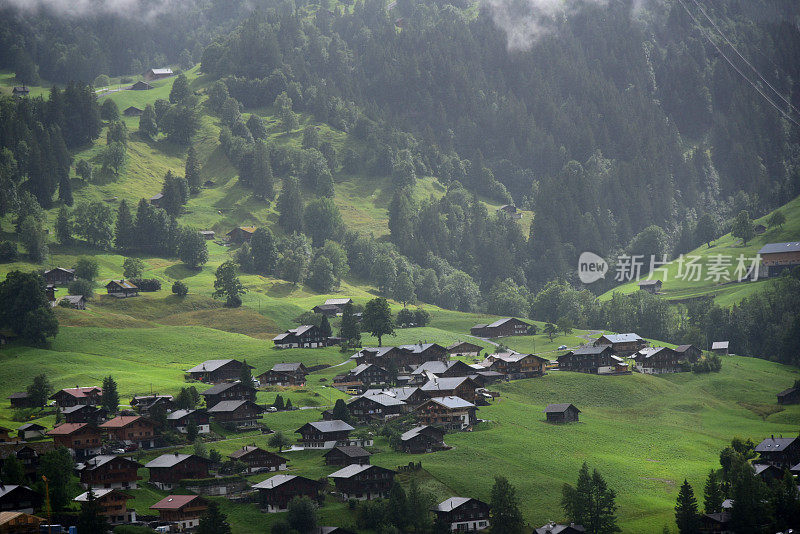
[
  {"xmin": 111, "ymin": 448, "xmax": 125, "ymax": 454},
  {"xmin": 124, "ymin": 443, "xmax": 139, "ymax": 452},
  {"xmin": 266, "ymin": 406, "xmax": 277, "ymax": 412},
  {"xmin": 557, "ymin": 345, "xmax": 567, "ymax": 350}
]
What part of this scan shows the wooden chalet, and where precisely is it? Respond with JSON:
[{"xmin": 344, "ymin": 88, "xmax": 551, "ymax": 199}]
[
  {"xmin": 105, "ymin": 280, "xmax": 139, "ymax": 298},
  {"xmin": 557, "ymin": 346, "xmax": 626, "ymax": 374},
  {"xmin": 324, "ymin": 445, "xmax": 370, "ymax": 466},
  {"xmin": 130, "ymin": 394, "xmax": 174, "ymax": 415},
  {"xmin": 16, "ymin": 424, "xmax": 45, "ymax": 441},
  {"xmin": 229, "ymin": 445, "xmax": 287, "ymax": 473},
  {"xmin": 144, "ymin": 68, "xmax": 173, "ymax": 80},
  {"xmin": 60, "ymin": 295, "xmax": 87, "ymax": 309},
  {"xmin": 758, "ymin": 241, "xmax": 800, "ymax": 277},
  {"xmin": 76, "ymin": 455, "xmax": 142, "ymax": 489},
  {"xmin": 778, "ymin": 386, "xmax": 800, "ymax": 405},
  {"xmin": 312, "ymin": 298, "xmax": 353, "ymax": 316},
  {"xmin": 258, "ymin": 363, "xmax": 309, "ymax": 386},
  {"xmin": 593, "ymin": 333, "xmax": 647, "ymax": 356},
  {"xmin": 200, "ymin": 380, "xmax": 255, "ymax": 408},
  {"xmin": 755, "ymin": 436, "xmax": 800, "ymax": 468},
  {"xmin": 544, "ymin": 403, "xmax": 581, "ymax": 424},
  {"xmin": 411, "ymin": 360, "xmax": 475, "ymax": 380},
  {"xmin": 470, "ymin": 317, "xmax": 531, "ymax": 338},
  {"xmin": 207, "ymin": 400, "xmax": 264, "ymax": 429},
  {"xmin": 295, "ymin": 420, "xmax": 355, "ymax": 449},
  {"xmin": 637, "ymin": 279, "xmax": 662, "ymax": 293},
  {"xmin": 362, "ymin": 387, "xmax": 428, "ymax": 409},
  {"xmin": 50, "ymin": 386, "xmax": 102, "ymax": 408},
  {"xmin": 150, "ymin": 495, "xmax": 208, "ymax": 531},
  {"xmin": 337, "ymin": 364, "xmax": 392, "ymax": 389},
  {"xmin": 186, "ymin": 359, "xmax": 252, "ymax": 383},
  {"xmin": 226, "ymin": 226, "xmax": 256, "ymax": 243},
  {"xmin": 497, "ymin": 204, "xmax": 521, "ymax": 218},
  {"xmin": 399, "ymin": 425, "xmax": 446, "ymax": 453},
  {"xmin": 535, "ymin": 523, "xmax": 586, "ymax": 534},
  {"xmin": 0, "ymin": 485, "xmax": 41, "ymax": 514},
  {"xmin": 148, "ymin": 193, "xmax": 163, "ymax": 206},
  {"xmin": 272, "ymin": 325, "xmax": 333, "ymax": 348},
  {"xmin": 62, "ymin": 405, "xmax": 107, "ymax": 424},
  {"xmin": 7, "ymin": 392, "xmax": 37, "ymax": 409},
  {"xmin": 353, "ymin": 344, "xmax": 448, "ymax": 370},
  {"xmin": 415, "ymin": 396, "xmax": 477, "ymax": 431},
  {"xmin": 328, "ymin": 464, "xmax": 395, "ymax": 500},
  {"xmin": 123, "ymin": 106, "xmax": 143, "ymax": 117},
  {"xmin": 129, "ymin": 80, "xmax": 153, "ymax": 90},
  {"xmin": 347, "ymin": 394, "xmax": 405, "ymax": 423},
  {"xmin": 199, "ymin": 230, "xmax": 215, "ymax": 240},
  {"xmin": 74, "ymin": 488, "xmax": 136, "ymax": 525},
  {"xmin": 433, "ymin": 497, "xmax": 490, "ymax": 532},
  {"xmin": 144, "ymin": 453, "xmax": 212, "ymax": 490},
  {"xmin": 166, "ymin": 409, "xmax": 210, "ymax": 434},
  {"xmin": 43, "ymin": 267, "xmax": 75, "ymax": 286},
  {"xmin": 0, "ymin": 511, "xmax": 44, "ymax": 532},
  {"xmin": 480, "ymin": 352, "xmax": 548, "ymax": 379},
  {"xmin": 632, "ymin": 347, "xmax": 684, "ymax": 374},
  {"xmin": 446, "ymin": 341, "xmax": 483, "ymax": 357},
  {"xmin": 420, "ymin": 377, "xmax": 479, "ymax": 403},
  {"xmin": 46, "ymin": 423, "xmax": 102, "ymax": 457},
  {"xmin": 253, "ymin": 475, "xmax": 323, "ymax": 513},
  {"xmin": 0, "ymin": 443, "xmax": 55, "ymax": 478},
  {"xmin": 752, "ymin": 463, "xmax": 783, "ymax": 483},
  {"xmin": 711, "ymin": 341, "xmax": 729, "ymax": 355},
  {"xmin": 99, "ymin": 416, "xmax": 157, "ymax": 448},
  {"xmin": 674, "ymin": 344, "xmax": 703, "ymax": 363},
  {"xmin": 11, "ymin": 86, "xmax": 30, "ymax": 97}
]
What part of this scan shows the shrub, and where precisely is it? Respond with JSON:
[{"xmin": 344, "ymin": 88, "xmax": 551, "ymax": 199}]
[
  {"xmin": 692, "ymin": 354, "xmax": 722, "ymax": 373},
  {"xmin": 0, "ymin": 241, "xmax": 18, "ymax": 262},
  {"xmin": 130, "ymin": 278, "xmax": 161, "ymax": 291},
  {"xmin": 68, "ymin": 279, "xmax": 95, "ymax": 299},
  {"xmin": 172, "ymin": 280, "xmax": 188, "ymax": 296}
]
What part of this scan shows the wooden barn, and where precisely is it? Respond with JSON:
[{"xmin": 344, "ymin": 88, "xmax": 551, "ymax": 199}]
[
  {"xmin": 470, "ymin": 317, "xmax": 531, "ymax": 338},
  {"xmin": 544, "ymin": 403, "xmax": 581, "ymax": 424}
]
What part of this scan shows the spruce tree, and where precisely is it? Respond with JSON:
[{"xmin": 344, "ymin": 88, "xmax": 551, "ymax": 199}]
[
  {"xmin": 197, "ymin": 501, "xmax": 231, "ymax": 534},
  {"xmin": 239, "ymin": 359, "xmax": 254, "ymax": 388},
  {"xmin": 101, "ymin": 375, "xmax": 119, "ymax": 413},
  {"xmin": 77, "ymin": 488, "xmax": 108, "ymax": 534},
  {"xmin": 340, "ymin": 302, "xmax": 361, "ymax": 346},
  {"xmin": 114, "ymin": 199, "xmax": 134, "ymax": 251},
  {"xmin": 675, "ymin": 479, "xmax": 701, "ymax": 534},
  {"xmin": 58, "ymin": 171, "xmax": 73, "ymax": 206},
  {"xmin": 490, "ymin": 476, "xmax": 524, "ymax": 534},
  {"xmin": 332, "ymin": 398, "xmax": 349, "ymax": 422},
  {"xmin": 55, "ymin": 206, "xmax": 72, "ymax": 245},
  {"xmin": 185, "ymin": 145, "xmax": 201, "ymax": 194},
  {"xmin": 277, "ymin": 177, "xmax": 304, "ymax": 233},
  {"xmin": 319, "ymin": 315, "xmax": 332, "ymax": 338},
  {"xmin": 703, "ymin": 470, "xmax": 723, "ymax": 514}
]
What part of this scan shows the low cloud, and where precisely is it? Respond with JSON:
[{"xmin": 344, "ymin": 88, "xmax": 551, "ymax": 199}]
[{"xmin": 1, "ymin": 0, "xmax": 192, "ymax": 20}]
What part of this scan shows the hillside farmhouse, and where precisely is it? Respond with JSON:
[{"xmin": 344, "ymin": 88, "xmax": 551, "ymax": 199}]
[
  {"xmin": 186, "ymin": 359, "xmax": 252, "ymax": 383},
  {"xmin": 470, "ymin": 317, "xmax": 531, "ymax": 338},
  {"xmin": 758, "ymin": 241, "xmax": 800, "ymax": 277}
]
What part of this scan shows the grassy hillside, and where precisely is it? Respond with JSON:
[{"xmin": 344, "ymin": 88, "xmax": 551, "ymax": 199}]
[{"xmin": 599, "ymin": 195, "xmax": 800, "ymax": 306}]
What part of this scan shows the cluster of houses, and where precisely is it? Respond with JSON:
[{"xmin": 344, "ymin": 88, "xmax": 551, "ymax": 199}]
[{"xmin": 43, "ymin": 267, "xmax": 140, "ymax": 308}]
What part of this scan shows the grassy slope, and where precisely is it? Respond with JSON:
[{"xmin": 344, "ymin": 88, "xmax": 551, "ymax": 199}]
[{"xmin": 599, "ymin": 195, "xmax": 800, "ymax": 306}]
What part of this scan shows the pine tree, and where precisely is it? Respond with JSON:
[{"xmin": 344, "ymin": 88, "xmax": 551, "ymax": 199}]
[
  {"xmin": 277, "ymin": 177, "xmax": 304, "ymax": 233},
  {"xmin": 114, "ymin": 199, "xmax": 134, "ymax": 251},
  {"xmin": 273, "ymin": 394, "xmax": 285, "ymax": 411},
  {"xmin": 197, "ymin": 501, "xmax": 231, "ymax": 534},
  {"xmin": 388, "ymin": 482, "xmax": 409, "ymax": 529},
  {"xmin": 340, "ymin": 302, "xmax": 361, "ymax": 346},
  {"xmin": 101, "ymin": 376, "xmax": 119, "ymax": 413},
  {"xmin": 703, "ymin": 470, "xmax": 723, "ymax": 514},
  {"xmin": 58, "ymin": 171, "xmax": 73, "ymax": 206},
  {"xmin": 55, "ymin": 206, "xmax": 72, "ymax": 245},
  {"xmin": 185, "ymin": 145, "xmax": 201, "ymax": 194},
  {"xmin": 77, "ymin": 488, "xmax": 108, "ymax": 534},
  {"xmin": 675, "ymin": 479, "xmax": 701, "ymax": 534},
  {"xmin": 319, "ymin": 315, "xmax": 332, "ymax": 338},
  {"xmin": 250, "ymin": 227, "xmax": 278, "ymax": 275},
  {"xmin": 139, "ymin": 104, "xmax": 158, "ymax": 139},
  {"xmin": 239, "ymin": 359, "xmax": 254, "ymax": 388},
  {"xmin": 252, "ymin": 140, "xmax": 274, "ymax": 199},
  {"xmin": 490, "ymin": 476, "xmax": 524, "ymax": 534},
  {"xmin": 332, "ymin": 398, "xmax": 349, "ymax": 422}
]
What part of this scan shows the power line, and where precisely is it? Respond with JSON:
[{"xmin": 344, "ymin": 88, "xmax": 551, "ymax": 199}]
[
  {"xmin": 689, "ymin": 0, "xmax": 798, "ymax": 114},
  {"xmin": 675, "ymin": 0, "xmax": 800, "ymax": 129}
]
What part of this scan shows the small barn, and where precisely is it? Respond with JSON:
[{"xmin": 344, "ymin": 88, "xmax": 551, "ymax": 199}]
[
  {"xmin": 106, "ymin": 280, "xmax": 139, "ymax": 298},
  {"xmin": 227, "ymin": 226, "xmax": 256, "ymax": 244},
  {"xmin": 123, "ymin": 106, "xmax": 143, "ymax": 117},
  {"xmin": 12, "ymin": 86, "xmax": 29, "ymax": 97},
  {"xmin": 544, "ymin": 403, "xmax": 580, "ymax": 424},
  {"xmin": 778, "ymin": 385, "xmax": 800, "ymax": 405},
  {"xmin": 129, "ymin": 81, "xmax": 153, "ymax": 91},
  {"xmin": 637, "ymin": 279, "xmax": 662, "ymax": 294},
  {"xmin": 711, "ymin": 341, "xmax": 729, "ymax": 355},
  {"xmin": 60, "ymin": 295, "xmax": 87, "ymax": 310},
  {"xmin": 144, "ymin": 68, "xmax": 173, "ymax": 81}
]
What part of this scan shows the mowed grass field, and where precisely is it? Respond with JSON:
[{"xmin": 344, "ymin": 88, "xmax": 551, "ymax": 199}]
[{"xmin": 599, "ymin": 195, "xmax": 800, "ymax": 306}]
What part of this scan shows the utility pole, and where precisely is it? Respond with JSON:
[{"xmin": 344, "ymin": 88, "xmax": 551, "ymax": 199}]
[{"xmin": 42, "ymin": 475, "xmax": 51, "ymax": 533}]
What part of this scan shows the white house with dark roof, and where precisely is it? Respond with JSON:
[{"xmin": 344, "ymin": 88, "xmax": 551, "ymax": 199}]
[{"xmin": 433, "ymin": 497, "xmax": 490, "ymax": 531}]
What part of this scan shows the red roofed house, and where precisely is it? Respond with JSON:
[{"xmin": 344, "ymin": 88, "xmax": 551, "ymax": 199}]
[
  {"xmin": 99, "ymin": 416, "xmax": 158, "ymax": 448},
  {"xmin": 46, "ymin": 423, "xmax": 102, "ymax": 458},
  {"xmin": 150, "ymin": 494, "xmax": 208, "ymax": 530},
  {"xmin": 50, "ymin": 387, "xmax": 102, "ymax": 408}
]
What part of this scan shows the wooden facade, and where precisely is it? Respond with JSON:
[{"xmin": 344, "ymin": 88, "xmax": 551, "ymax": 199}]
[
  {"xmin": 758, "ymin": 242, "xmax": 800, "ymax": 277},
  {"xmin": 433, "ymin": 497, "xmax": 490, "ymax": 532},
  {"xmin": 99, "ymin": 416, "xmax": 157, "ymax": 448},
  {"xmin": 105, "ymin": 280, "xmax": 139, "ymax": 298},
  {"xmin": 273, "ymin": 325, "xmax": 332, "ymax": 348},
  {"xmin": 150, "ymin": 495, "xmax": 208, "ymax": 531},
  {"xmin": 77, "ymin": 455, "xmax": 142, "ymax": 489},
  {"xmin": 229, "ymin": 446, "xmax": 288, "ymax": 473},
  {"xmin": 420, "ymin": 377, "xmax": 478, "ymax": 403},
  {"xmin": 544, "ymin": 404, "xmax": 581, "ymax": 424},
  {"xmin": 0, "ymin": 486, "xmax": 42, "ymax": 514},
  {"xmin": 200, "ymin": 381, "xmax": 256, "ymax": 408},
  {"xmin": 328, "ymin": 464, "xmax": 395, "ymax": 500},
  {"xmin": 50, "ymin": 386, "xmax": 102, "ymax": 408},
  {"xmin": 558, "ymin": 346, "xmax": 621, "ymax": 374},
  {"xmin": 470, "ymin": 318, "xmax": 531, "ymax": 338},
  {"xmin": 593, "ymin": 333, "xmax": 647, "ymax": 356},
  {"xmin": 186, "ymin": 359, "xmax": 252, "ymax": 383},
  {"xmin": 295, "ymin": 420, "xmax": 354, "ymax": 449},
  {"xmin": 207, "ymin": 400, "xmax": 264, "ymax": 429},
  {"xmin": 253, "ymin": 475, "xmax": 322, "ymax": 513},
  {"xmin": 74, "ymin": 488, "xmax": 136, "ymax": 525},
  {"xmin": 46, "ymin": 423, "xmax": 102, "ymax": 457},
  {"xmin": 755, "ymin": 436, "xmax": 800, "ymax": 468},
  {"xmin": 633, "ymin": 347, "xmax": 684, "ymax": 374},
  {"xmin": 399, "ymin": 425, "xmax": 446, "ymax": 453},
  {"xmin": 258, "ymin": 363, "xmax": 308, "ymax": 386},
  {"xmin": 226, "ymin": 226, "xmax": 256, "ymax": 243},
  {"xmin": 324, "ymin": 446, "xmax": 371, "ymax": 466},
  {"xmin": 144, "ymin": 454, "xmax": 212, "ymax": 490},
  {"xmin": 43, "ymin": 268, "xmax": 75, "ymax": 286},
  {"xmin": 415, "ymin": 397, "xmax": 477, "ymax": 431},
  {"xmin": 347, "ymin": 394, "xmax": 405, "ymax": 423}
]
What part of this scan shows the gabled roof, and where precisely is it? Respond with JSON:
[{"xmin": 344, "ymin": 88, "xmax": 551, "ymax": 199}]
[
  {"xmin": 757, "ymin": 242, "xmax": 800, "ymax": 255},
  {"xmin": 324, "ymin": 298, "xmax": 352, "ymax": 306},
  {"xmin": 99, "ymin": 415, "xmax": 147, "ymax": 429},
  {"xmin": 61, "ymin": 295, "xmax": 86, "ymax": 304},
  {"xmin": 674, "ymin": 345, "xmax": 698, "ymax": 353},
  {"xmin": 296, "ymin": 420, "xmax": 354, "ymax": 434},
  {"xmin": 412, "ymin": 361, "xmax": 451, "ymax": 375},
  {"xmin": 229, "ymin": 445, "xmax": 286, "ymax": 461},
  {"xmin": 200, "ymin": 381, "xmax": 244, "ymax": 396},
  {"xmin": 271, "ymin": 363, "xmax": 306, "ymax": 373},
  {"xmin": 351, "ymin": 393, "xmax": 405, "ymax": 407},
  {"xmin": 362, "ymin": 387, "xmax": 422, "ymax": 402},
  {"xmin": 597, "ymin": 333, "xmax": 642, "ymax": 343},
  {"xmin": 328, "ymin": 464, "xmax": 393, "ymax": 479},
  {"xmin": 401, "ymin": 425, "xmax": 443, "ymax": 442},
  {"xmin": 148, "ymin": 68, "xmax": 173, "ymax": 75},
  {"xmin": 564, "ymin": 346, "xmax": 611, "ymax": 356},
  {"xmin": 166, "ymin": 409, "xmax": 197, "ymax": 421},
  {"xmin": 145, "ymin": 453, "xmax": 210, "ymax": 468},
  {"xmin": 398, "ymin": 343, "xmax": 445, "ymax": 353},
  {"xmin": 150, "ymin": 494, "xmax": 204, "ymax": 511},
  {"xmin": 324, "ymin": 445, "xmax": 370, "ymax": 458},
  {"xmin": 207, "ymin": 400, "xmax": 262, "ymax": 414},
  {"xmin": 535, "ymin": 523, "xmax": 586, "ymax": 534},
  {"xmin": 47, "ymin": 423, "xmax": 90, "ymax": 435},
  {"xmin": 252, "ymin": 474, "xmax": 316, "ymax": 490},
  {"xmin": 106, "ymin": 279, "xmax": 138, "ymax": 290},
  {"xmin": 350, "ymin": 363, "xmax": 387, "ymax": 377},
  {"xmin": 44, "ymin": 267, "xmax": 75, "ymax": 275},
  {"xmin": 420, "ymin": 377, "xmax": 475, "ymax": 392},
  {"xmin": 354, "ymin": 346, "xmax": 396, "ymax": 359},
  {"xmin": 446, "ymin": 341, "xmax": 483, "ymax": 351},
  {"xmin": 637, "ymin": 279, "xmax": 661, "ymax": 286},
  {"xmin": 544, "ymin": 403, "xmax": 580, "ymax": 413},
  {"xmin": 0, "ymin": 485, "xmax": 37, "ymax": 499},
  {"xmin": 51, "ymin": 387, "xmax": 101, "ymax": 400},
  {"xmin": 7, "ymin": 392, "xmax": 29, "ymax": 399},
  {"xmin": 77, "ymin": 455, "xmax": 141, "ymax": 471},
  {"xmin": 187, "ymin": 359, "xmax": 250, "ymax": 373},
  {"xmin": 74, "ymin": 488, "xmax": 129, "ymax": 502},
  {"xmin": 712, "ymin": 341, "xmax": 729, "ymax": 350},
  {"xmin": 422, "ymin": 396, "xmax": 475, "ymax": 409},
  {"xmin": 17, "ymin": 423, "xmax": 46, "ymax": 431},
  {"xmin": 433, "ymin": 496, "xmax": 476, "ymax": 512},
  {"xmin": 755, "ymin": 436, "xmax": 797, "ymax": 453}
]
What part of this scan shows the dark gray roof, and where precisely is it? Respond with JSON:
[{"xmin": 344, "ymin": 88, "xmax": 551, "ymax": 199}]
[
  {"xmin": 755, "ymin": 436, "xmax": 797, "ymax": 453},
  {"xmin": 166, "ymin": 409, "xmax": 196, "ymax": 420},
  {"xmin": 352, "ymin": 393, "xmax": 405, "ymax": 407},
  {"xmin": 271, "ymin": 363, "xmax": 304, "ymax": 372},
  {"xmin": 187, "ymin": 359, "xmax": 246, "ymax": 373},
  {"xmin": 252, "ymin": 474, "xmax": 298, "ymax": 489},
  {"xmin": 78, "ymin": 455, "xmax": 141, "ymax": 471},
  {"xmin": 424, "ymin": 396, "xmax": 475, "ymax": 409},
  {"xmin": 544, "ymin": 403, "xmax": 580, "ymax": 413},
  {"xmin": 298, "ymin": 420, "xmax": 354, "ymax": 433},
  {"xmin": 17, "ymin": 423, "xmax": 46, "ymax": 431},
  {"xmin": 566, "ymin": 346, "xmax": 610, "ymax": 356},
  {"xmin": 144, "ymin": 453, "xmax": 202, "ymax": 468},
  {"xmin": 207, "ymin": 400, "xmax": 259, "ymax": 413},
  {"xmin": 535, "ymin": 524, "xmax": 586, "ymax": 534},
  {"xmin": 200, "ymin": 381, "xmax": 242, "ymax": 395},
  {"xmin": 420, "ymin": 377, "xmax": 473, "ymax": 392},
  {"xmin": 758, "ymin": 242, "xmax": 800, "ymax": 255},
  {"xmin": 328, "ymin": 464, "xmax": 392, "ymax": 479},
  {"xmin": 674, "ymin": 345, "xmax": 698, "ymax": 353},
  {"xmin": 0, "ymin": 485, "xmax": 35, "ymax": 499},
  {"xmin": 7, "ymin": 392, "xmax": 29, "ymax": 399},
  {"xmin": 400, "ymin": 425, "xmax": 443, "ymax": 442},
  {"xmin": 324, "ymin": 445, "xmax": 370, "ymax": 458},
  {"xmin": 433, "ymin": 497, "xmax": 472, "ymax": 511}
]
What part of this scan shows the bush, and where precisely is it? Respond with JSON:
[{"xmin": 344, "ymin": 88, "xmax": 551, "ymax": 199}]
[
  {"xmin": 0, "ymin": 241, "xmax": 18, "ymax": 263},
  {"xmin": 68, "ymin": 279, "xmax": 95, "ymax": 299},
  {"xmin": 692, "ymin": 354, "xmax": 722, "ymax": 373},
  {"xmin": 172, "ymin": 280, "xmax": 188, "ymax": 296},
  {"xmin": 413, "ymin": 308, "xmax": 431, "ymax": 326},
  {"xmin": 396, "ymin": 308, "xmax": 414, "ymax": 327},
  {"xmin": 130, "ymin": 278, "xmax": 161, "ymax": 292}
]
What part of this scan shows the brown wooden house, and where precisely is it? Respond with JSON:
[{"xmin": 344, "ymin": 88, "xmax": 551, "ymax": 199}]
[
  {"xmin": 415, "ymin": 397, "xmax": 477, "ymax": 431},
  {"xmin": 338, "ymin": 364, "xmax": 392, "ymax": 389},
  {"xmin": 544, "ymin": 403, "xmax": 581, "ymax": 424},
  {"xmin": 0, "ymin": 428, "xmax": 10, "ymax": 443},
  {"xmin": 0, "ymin": 443, "xmax": 55, "ymax": 479},
  {"xmin": 229, "ymin": 445, "xmax": 287, "ymax": 473},
  {"xmin": 328, "ymin": 464, "xmax": 395, "ymax": 500},
  {"xmin": 144, "ymin": 453, "xmax": 212, "ymax": 490},
  {"xmin": 200, "ymin": 381, "xmax": 255, "ymax": 408},
  {"xmin": 76, "ymin": 455, "xmax": 143, "ymax": 489},
  {"xmin": 470, "ymin": 318, "xmax": 531, "ymax": 338},
  {"xmin": 778, "ymin": 386, "xmax": 800, "ymax": 405},
  {"xmin": 432, "ymin": 497, "xmax": 490, "ymax": 532},
  {"xmin": 420, "ymin": 377, "xmax": 478, "ymax": 403},
  {"xmin": 99, "ymin": 416, "xmax": 158, "ymax": 448},
  {"xmin": 62, "ymin": 405, "xmax": 107, "ymax": 424},
  {"xmin": 411, "ymin": 360, "xmax": 475, "ymax": 380},
  {"xmin": 46, "ymin": 423, "xmax": 102, "ymax": 458},
  {"xmin": 74, "ymin": 488, "xmax": 136, "ymax": 525},
  {"xmin": 593, "ymin": 333, "xmax": 647, "ymax": 356},
  {"xmin": 347, "ymin": 394, "xmax": 405, "ymax": 423},
  {"xmin": 295, "ymin": 420, "xmax": 355, "ymax": 449},
  {"xmin": 166, "ymin": 409, "xmax": 210, "ymax": 435},
  {"xmin": 758, "ymin": 241, "xmax": 800, "ymax": 277},
  {"xmin": 557, "ymin": 346, "xmax": 621, "ymax": 374},
  {"xmin": 43, "ymin": 268, "xmax": 75, "ymax": 286},
  {"xmin": 16, "ymin": 424, "xmax": 46, "ymax": 441},
  {"xmin": 50, "ymin": 386, "xmax": 102, "ymax": 408},
  {"xmin": 207, "ymin": 400, "xmax": 264, "ymax": 429},
  {"xmin": 150, "ymin": 494, "xmax": 208, "ymax": 531},
  {"xmin": 187, "ymin": 359, "xmax": 253, "ymax": 383},
  {"xmin": 0, "ymin": 511, "xmax": 44, "ymax": 532},
  {"xmin": 480, "ymin": 353, "xmax": 548, "ymax": 379},
  {"xmin": 755, "ymin": 436, "xmax": 800, "ymax": 468},
  {"xmin": 632, "ymin": 347, "xmax": 685, "ymax": 374},
  {"xmin": 711, "ymin": 341, "xmax": 729, "ymax": 355},
  {"xmin": 324, "ymin": 445, "xmax": 371, "ymax": 466},
  {"xmin": 226, "ymin": 226, "xmax": 256, "ymax": 243},
  {"xmin": 638, "ymin": 279, "xmax": 662, "ymax": 293},
  {"xmin": 446, "ymin": 341, "xmax": 483, "ymax": 357},
  {"xmin": 105, "ymin": 280, "xmax": 139, "ymax": 298},
  {"xmin": 0, "ymin": 485, "xmax": 42, "ymax": 514},
  {"xmin": 273, "ymin": 325, "xmax": 332, "ymax": 349},
  {"xmin": 7, "ymin": 392, "xmax": 37, "ymax": 409},
  {"xmin": 399, "ymin": 425, "xmax": 446, "ymax": 454},
  {"xmin": 253, "ymin": 475, "xmax": 323, "ymax": 513},
  {"xmin": 258, "ymin": 363, "xmax": 309, "ymax": 386},
  {"xmin": 353, "ymin": 344, "xmax": 448, "ymax": 370},
  {"xmin": 674, "ymin": 344, "xmax": 703, "ymax": 363},
  {"xmin": 144, "ymin": 68, "xmax": 173, "ymax": 80}
]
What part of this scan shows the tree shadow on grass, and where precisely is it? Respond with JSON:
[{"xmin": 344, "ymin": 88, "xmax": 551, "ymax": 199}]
[
  {"xmin": 164, "ymin": 263, "xmax": 201, "ymax": 280},
  {"xmin": 266, "ymin": 281, "xmax": 297, "ymax": 298}
]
